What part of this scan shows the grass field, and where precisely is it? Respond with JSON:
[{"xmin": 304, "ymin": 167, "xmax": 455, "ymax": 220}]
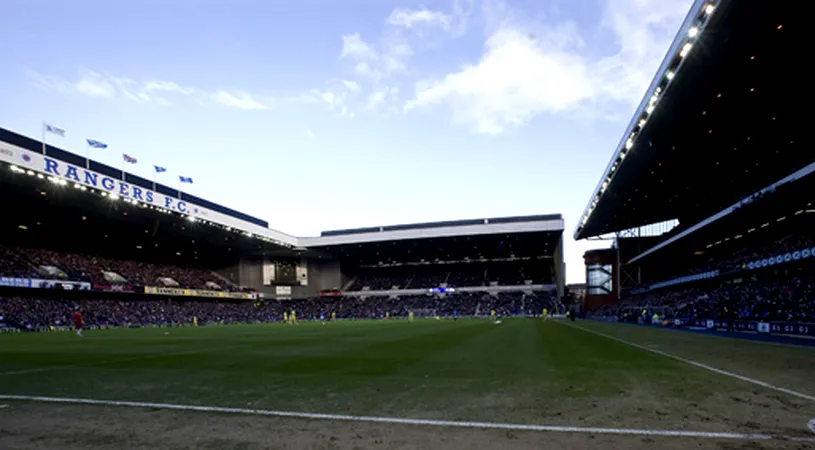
[{"xmin": 2, "ymin": 318, "xmax": 815, "ymax": 449}]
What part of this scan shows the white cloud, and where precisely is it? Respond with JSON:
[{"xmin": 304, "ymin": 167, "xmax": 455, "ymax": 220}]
[
  {"xmin": 406, "ymin": 28, "xmax": 595, "ymax": 134},
  {"xmin": 404, "ymin": 0, "xmax": 692, "ymax": 134},
  {"xmin": 339, "ymin": 33, "xmax": 410, "ymax": 82},
  {"xmin": 595, "ymin": 0, "xmax": 693, "ymax": 103},
  {"xmin": 387, "ymin": 7, "xmax": 452, "ymax": 30},
  {"xmin": 367, "ymin": 86, "xmax": 399, "ymax": 109},
  {"xmin": 450, "ymin": 0, "xmax": 476, "ymax": 35},
  {"xmin": 304, "ymin": 128, "xmax": 316, "ymax": 139},
  {"xmin": 340, "ymin": 33, "xmax": 378, "ymax": 60},
  {"xmin": 74, "ymin": 70, "xmax": 116, "ymax": 98},
  {"xmin": 26, "ymin": 70, "xmax": 72, "ymax": 93},
  {"xmin": 27, "ymin": 69, "xmax": 272, "ymax": 110},
  {"xmin": 332, "ymin": 5, "xmax": 458, "ymax": 113},
  {"xmin": 310, "ymin": 84, "xmax": 355, "ymax": 118},
  {"xmin": 341, "ymin": 79, "xmax": 361, "ymax": 93},
  {"xmin": 144, "ymin": 80, "xmax": 195, "ymax": 95},
  {"xmin": 211, "ymin": 91, "xmax": 269, "ymax": 110},
  {"xmin": 337, "ymin": 2, "xmax": 466, "ymax": 85}
]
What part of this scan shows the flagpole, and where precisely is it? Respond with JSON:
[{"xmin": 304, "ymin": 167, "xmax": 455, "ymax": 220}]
[
  {"xmin": 85, "ymin": 143, "xmax": 90, "ymax": 169},
  {"xmin": 41, "ymin": 121, "xmax": 46, "ymax": 155},
  {"xmin": 121, "ymin": 155, "xmax": 125, "ymax": 181},
  {"xmin": 177, "ymin": 178, "xmax": 182, "ymax": 201},
  {"xmin": 152, "ymin": 169, "xmax": 157, "ymax": 192}
]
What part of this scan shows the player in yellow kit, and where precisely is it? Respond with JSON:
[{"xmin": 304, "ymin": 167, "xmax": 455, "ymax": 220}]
[
  {"xmin": 408, "ymin": 311, "xmax": 414, "ymax": 322},
  {"xmin": 490, "ymin": 310, "xmax": 496, "ymax": 321},
  {"xmin": 331, "ymin": 311, "xmax": 336, "ymax": 321},
  {"xmin": 283, "ymin": 311, "xmax": 288, "ymax": 324},
  {"xmin": 290, "ymin": 310, "xmax": 297, "ymax": 325},
  {"xmin": 542, "ymin": 308, "xmax": 548, "ymax": 321},
  {"xmin": 192, "ymin": 316, "xmax": 198, "ymax": 327}
]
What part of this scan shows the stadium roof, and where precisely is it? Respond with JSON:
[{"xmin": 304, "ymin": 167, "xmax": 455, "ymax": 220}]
[
  {"xmin": 574, "ymin": 0, "xmax": 807, "ymax": 240},
  {"xmin": 312, "ymin": 231, "xmax": 562, "ymax": 266},
  {"xmin": 0, "ymin": 127, "xmax": 299, "ymax": 247},
  {"xmin": 1, "ymin": 127, "xmax": 563, "ymax": 256},
  {"xmin": 626, "ymin": 162, "xmax": 815, "ymax": 265},
  {"xmin": 0, "ymin": 164, "xmax": 292, "ymax": 266},
  {"xmin": 302, "ymin": 214, "xmax": 564, "ymax": 247},
  {"xmin": 302, "ymin": 215, "xmax": 564, "ymax": 266}
]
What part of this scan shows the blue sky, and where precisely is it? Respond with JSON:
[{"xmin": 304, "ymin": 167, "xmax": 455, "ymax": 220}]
[{"xmin": 0, "ymin": 0, "xmax": 692, "ymax": 283}]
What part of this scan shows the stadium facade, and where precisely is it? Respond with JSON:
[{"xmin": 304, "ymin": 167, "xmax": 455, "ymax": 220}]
[
  {"xmin": 575, "ymin": 0, "xmax": 809, "ymax": 312},
  {"xmin": 0, "ymin": 127, "xmax": 565, "ymax": 302}
]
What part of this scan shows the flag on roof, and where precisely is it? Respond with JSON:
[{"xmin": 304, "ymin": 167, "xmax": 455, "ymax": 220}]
[
  {"xmin": 43, "ymin": 123, "xmax": 65, "ymax": 137},
  {"xmin": 86, "ymin": 139, "xmax": 107, "ymax": 149}
]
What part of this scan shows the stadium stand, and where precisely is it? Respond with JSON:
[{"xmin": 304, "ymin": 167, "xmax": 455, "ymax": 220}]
[
  {"xmin": 0, "ymin": 291, "xmax": 558, "ymax": 331},
  {"xmin": 575, "ymin": 0, "xmax": 812, "ymax": 338},
  {"xmin": 0, "ymin": 126, "xmax": 564, "ymax": 332},
  {"xmin": 344, "ymin": 259, "xmax": 555, "ymax": 291},
  {"xmin": 318, "ymin": 224, "xmax": 563, "ymax": 295},
  {"xmin": 594, "ymin": 265, "xmax": 815, "ymax": 324},
  {"xmin": 0, "ymin": 245, "xmax": 239, "ymax": 290}
]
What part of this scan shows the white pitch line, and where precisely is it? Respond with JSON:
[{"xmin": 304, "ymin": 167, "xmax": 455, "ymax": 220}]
[
  {"xmin": 809, "ymin": 418, "xmax": 815, "ymax": 434},
  {"xmin": 564, "ymin": 322, "xmax": 815, "ymax": 403},
  {"xmin": 0, "ymin": 394, "xmax": 814, "ymax": 442}
]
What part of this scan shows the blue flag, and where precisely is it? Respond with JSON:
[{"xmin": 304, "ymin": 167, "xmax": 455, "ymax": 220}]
[
  {"xmin": 179, "ymin": 176, "xmax": 193, "ymax": 184},
  {"xmin": 86, "ymin": 139, "xmax": 107, "ymax": 149},
  {"xmin": 154, "ymin": 165, "xmax": 167, "ymax": 173}
]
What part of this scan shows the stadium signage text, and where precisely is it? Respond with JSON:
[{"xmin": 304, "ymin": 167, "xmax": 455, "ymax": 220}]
[
  {"xmin": 144, "ymin": 286, "xmax": 257, "ymax": 300},
  {"xmin": 41, "ymin": 157, "xmax": 193, "ymax": 214},
  {"xmin": 0, "ymin": 141, "xmax": 298, "ymax": 246}
]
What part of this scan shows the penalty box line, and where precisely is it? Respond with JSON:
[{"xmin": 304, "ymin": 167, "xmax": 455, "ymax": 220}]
[
  {"xmin": 563, "ymin": 322, "xmax": 815, "ymax": 403},
  {"xmin": 1, "ymin": 394, "xmax": 814, "ymax": 442}
]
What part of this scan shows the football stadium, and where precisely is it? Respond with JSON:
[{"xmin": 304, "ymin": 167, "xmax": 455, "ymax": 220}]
[{"xmin": 2, "ymin": 1, "xmax": 814, "ymax": 449}]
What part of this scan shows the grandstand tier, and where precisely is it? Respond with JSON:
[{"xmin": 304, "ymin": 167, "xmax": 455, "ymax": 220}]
[
  {"xmin": 305, "ymin": 215, "xmax": 565, "ymax": 296},
  {"xmin": 0, "ymin": 126, "xmax": 565, "ymax": 302},
  {"xmin": 577, "ymin": 0, "xmax": 813, "ymax": 332}
]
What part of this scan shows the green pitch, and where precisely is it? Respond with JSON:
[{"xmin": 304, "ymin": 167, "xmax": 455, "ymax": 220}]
[{"xmin": 2, "ymin": 318, "xmax": 815, "ymax": 438}]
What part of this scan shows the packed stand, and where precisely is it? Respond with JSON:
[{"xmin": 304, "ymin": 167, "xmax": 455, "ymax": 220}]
[
  {"xmin": 406, "ymin": 265, "xmax": 450, "ymax": 288},
  {"xmin": 349, "ymin": 267, "xmax": 412, "ymax": 290},
  {"xmin": 0, "ymin": 291, "xmax": 558, "ymax": 331},
  {"xmin": 445, "ymin": 264, "xmax": 487, "ymax": 287},
  {"xmin": 348, "ymin": 260, "xmax": 553, "ymax": 291},
  {"xmin": 0, "ymin": 246, "xmax": 237, "ymax": 291},
  {"xmin": 0, "ymin": 245, "xmax": 35, "ymax": 278},
  {"xmin": 594, "ymin": 267, "xmax": 815, "ymax": 324}
]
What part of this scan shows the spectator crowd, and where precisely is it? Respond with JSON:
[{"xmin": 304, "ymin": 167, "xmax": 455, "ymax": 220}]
[
  {"xmin": 348, "ymin": 260, "xmax": 552, "ymax": 290},
  {"xmin": 1, "ymin": 245, "xmax": 236, "ymax": 291},
  {"xmin": 592, "ymin": 267, "xmax": 815, "ymax": 324},
  {"xmin": 0, "ymin": 291, "xmax": 557, "ymax": 331}
]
